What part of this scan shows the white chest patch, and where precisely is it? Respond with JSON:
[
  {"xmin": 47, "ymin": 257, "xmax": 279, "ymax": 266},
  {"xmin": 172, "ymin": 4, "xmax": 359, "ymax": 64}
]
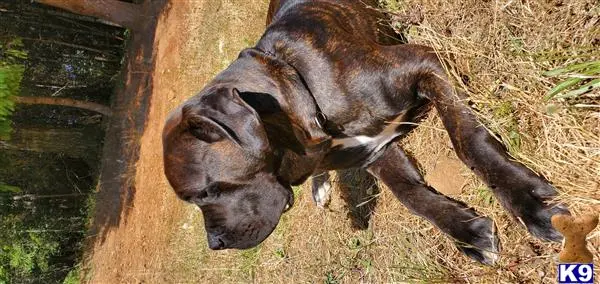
[{"xmin": 330, "ymin": 113, "xmax": 406, "ymax": 152}]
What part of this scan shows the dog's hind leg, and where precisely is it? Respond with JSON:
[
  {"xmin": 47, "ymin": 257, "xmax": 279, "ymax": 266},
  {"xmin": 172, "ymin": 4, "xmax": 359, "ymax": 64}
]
[
  {"xmin": 416, "ymin": 70, "xmax": 570, "ymax": 242},
  {"xmin": 367, "ymin": 144, "xmax": 500, "ymax": 265}
]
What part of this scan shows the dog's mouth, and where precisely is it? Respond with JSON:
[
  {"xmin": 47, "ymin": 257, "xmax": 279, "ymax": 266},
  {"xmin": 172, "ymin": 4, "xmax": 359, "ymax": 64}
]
[{"xmin": 205, "ymin": 219, "xmax": 279, "ymax": 250}]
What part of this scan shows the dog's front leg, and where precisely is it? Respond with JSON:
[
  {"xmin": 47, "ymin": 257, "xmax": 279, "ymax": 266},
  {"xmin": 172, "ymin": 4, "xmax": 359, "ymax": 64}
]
[
  {"xmin": 417, "ymin": 72, "xmax": 570, "ymax": 241},
  {"xmin": 311, "ymin": 171, "xmax": 332, "ymax": 208},
  {"xmin": 367, "ymin": 144, "xmax": 500, "ymax": 265}
]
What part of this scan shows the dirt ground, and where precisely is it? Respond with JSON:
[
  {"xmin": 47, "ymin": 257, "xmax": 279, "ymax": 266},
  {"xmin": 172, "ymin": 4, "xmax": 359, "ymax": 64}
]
[{"xmin": 85, "ymin": 0, "xmax": 599, "ymax": 283}]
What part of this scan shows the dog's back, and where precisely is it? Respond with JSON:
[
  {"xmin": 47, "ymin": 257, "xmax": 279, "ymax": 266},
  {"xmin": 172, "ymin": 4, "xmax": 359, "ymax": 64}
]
[{"xmin": 266, "ymin": 0, "xmax": 403, "ymax": 45}]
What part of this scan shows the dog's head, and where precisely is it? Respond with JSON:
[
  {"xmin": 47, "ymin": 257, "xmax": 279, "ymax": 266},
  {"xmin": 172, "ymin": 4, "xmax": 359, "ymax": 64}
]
[
  {"xmin": 163, "ymin": 49, "xmax": 334, "ymax": 250},
  {"xmin": 163, "ymin": 83, "xmax": 328, "ymax": 249}
]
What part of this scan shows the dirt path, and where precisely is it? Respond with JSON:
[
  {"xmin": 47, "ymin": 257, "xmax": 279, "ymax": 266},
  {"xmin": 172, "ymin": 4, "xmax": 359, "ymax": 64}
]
[{"xmin": 85, "ymin": 1, "xmax": 188, "ymax": 282}]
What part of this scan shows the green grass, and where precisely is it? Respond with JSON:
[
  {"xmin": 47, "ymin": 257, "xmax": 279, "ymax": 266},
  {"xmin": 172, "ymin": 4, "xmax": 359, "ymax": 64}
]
[
  {"xmin": 543, "ymin": 60, "xmax": 600, "ymax": 100},
  {"xmin": 476, "ymin": 186, "xmax": 495, "ymax": 207},
  {"xmin": 324, "ymin": 270, "xmax": 344, "ymax": 284},
  {"xmin": 239, "ymin": 245, "xmax": 261, "ymax": 280},
  {"xmin": 490, "ymin": 101, "xmax": 521, "ymax": 155},
  {"xmin": 62, "ymin": 266, "xmax": 80, "ymax": 284},
  {"xmin": 386, "ymin": 234, "xmax": 451, "ymax": 283}
]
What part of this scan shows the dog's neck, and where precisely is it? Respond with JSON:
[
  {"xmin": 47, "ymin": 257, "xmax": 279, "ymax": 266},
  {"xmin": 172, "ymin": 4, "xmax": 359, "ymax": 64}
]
[
  {"xmin": 208, "ymin": 49, "xmax": 332, "ymax": 185},
  {"xmin": 214, "ymin": 48, "xmax": 331, "ymax": 149}
]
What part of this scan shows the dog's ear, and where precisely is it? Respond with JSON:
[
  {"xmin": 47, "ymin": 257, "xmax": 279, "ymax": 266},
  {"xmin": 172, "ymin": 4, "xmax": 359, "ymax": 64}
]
[
  {"xmin": 234, "ymin": 49, "xmax": 332, "ymax": 155},
  {"xmin": 237, "ymin": 92, "xmax": 309, "ymax": 155},
  {"xmin": 238, "ymin": 92, "xmax": 332, "ymax": 155},
  {"xmin": 182, "ymin": 88, "xmax": 270, "ymax": 157}
]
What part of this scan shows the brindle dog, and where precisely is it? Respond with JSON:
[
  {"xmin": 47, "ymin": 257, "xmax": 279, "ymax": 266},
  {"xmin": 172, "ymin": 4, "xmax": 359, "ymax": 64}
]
[{"xmin": 163, "ymin": 0, "xmax": 569, "ymax": 265}]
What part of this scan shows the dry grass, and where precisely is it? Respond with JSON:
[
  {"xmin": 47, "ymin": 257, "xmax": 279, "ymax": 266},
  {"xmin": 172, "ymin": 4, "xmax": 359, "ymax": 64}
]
[
  {"xmin": 378, "ymin": 0, "xmax": 600, "ymax": 282},
  {"xmin": 164, "ymin": 0, "xmax": 600, "ymax": 283}
]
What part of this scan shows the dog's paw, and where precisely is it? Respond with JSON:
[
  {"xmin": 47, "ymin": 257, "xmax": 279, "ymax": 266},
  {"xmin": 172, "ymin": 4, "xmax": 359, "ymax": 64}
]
[
  {"xmin": 311, "ymin": 173, "xmax": 332, "ymax": 208},
  {"xmin": 520, "ymin": 201, "xmax": 570, "ymax": 242},
  {"xmin": 455, "ymin": 216, "xmax": 500, "ymax": 266},
  {"xmin": 510, "ymin": 184, "xmax": 570, "ymax": 242},
  {"xmin": 312, "ymin": 179, "xmax": 332, "ymax": 208}
]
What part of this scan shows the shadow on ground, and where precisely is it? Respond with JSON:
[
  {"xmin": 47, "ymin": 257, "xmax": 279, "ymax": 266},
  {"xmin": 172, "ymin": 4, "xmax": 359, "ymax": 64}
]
[
  {"xmin": 335, "ymin": 168, "xmax": 381, "ymax": 230},
  {"xmin": 88, "ymin": 0, "xmax": 168, "ymax": 244}
]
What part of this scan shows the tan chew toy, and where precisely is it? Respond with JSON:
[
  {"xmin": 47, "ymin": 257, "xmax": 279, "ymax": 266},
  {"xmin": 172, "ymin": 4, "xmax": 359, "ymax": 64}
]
[{"xmin": 551, "ymin": 213, "xmax": 599, "ymax": 263}]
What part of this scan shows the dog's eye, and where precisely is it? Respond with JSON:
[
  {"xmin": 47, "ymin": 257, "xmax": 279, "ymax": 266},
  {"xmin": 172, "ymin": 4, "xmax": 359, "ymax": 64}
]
[
  {"xmin": 180, "ymin": 189, "xmax": 211, "ymax": 204},
  {"xmin": 189, "ymin": 182, "xmax": 238, "ymax": 204},
  {"xmin": 198, "ymin": 189, "xmax": 209, "ymax": 200},
  {"xmin": 205, "ymin": 183, "xmax": 222, "ymax": 198},
  {"xmin": 185, "ymin": 115, "xmax": 228, "ymax": 143}
]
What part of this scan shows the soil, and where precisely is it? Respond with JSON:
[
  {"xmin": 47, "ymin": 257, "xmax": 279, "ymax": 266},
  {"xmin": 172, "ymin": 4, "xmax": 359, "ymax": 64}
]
[
  {"xmin": 84, "ymin": 1, "xmax": 188, "ymax": 282},
  {"xmin": 425, "ymin": 156, "xmax": 466, "ymax": 196}
]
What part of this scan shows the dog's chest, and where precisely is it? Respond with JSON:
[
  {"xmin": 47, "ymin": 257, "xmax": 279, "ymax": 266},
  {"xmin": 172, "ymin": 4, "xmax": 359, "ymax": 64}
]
[
  {"xmin": 321, "ymin": 114, "xmax": 406, "ymax": 169},
  {"xmin": 331, "ymin": 113, "xmax": 404, "ymax": 151}
]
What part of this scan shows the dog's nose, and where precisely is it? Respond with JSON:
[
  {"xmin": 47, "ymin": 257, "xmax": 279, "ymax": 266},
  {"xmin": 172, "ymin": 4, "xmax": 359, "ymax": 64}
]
[{"xmin": 207, "ymin": 233, "xmax": 226, "ymax": 250}]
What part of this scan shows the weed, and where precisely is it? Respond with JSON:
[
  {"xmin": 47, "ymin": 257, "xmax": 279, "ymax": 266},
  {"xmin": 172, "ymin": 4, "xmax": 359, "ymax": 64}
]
[
  {"xmin": 62, "ymin": 266, "xmax": 80, "ymax": 284},
  {"xmin": 274, "ymin": 247, "xmax": 286, "ymax": 259},
  {"xmin": 324, "ymin": 270, "xmax": 343, "ymax": 284},
  {"xmin": 239, "ymin": 245, "xmax": 261, "ymax": 280},
  {"xmin": 476, "ymin": 186, "xmax": 495, "ymax": 207},
  {"xmin": 543, "ymin": 60, "xmax": 600, "ymax": 100}
]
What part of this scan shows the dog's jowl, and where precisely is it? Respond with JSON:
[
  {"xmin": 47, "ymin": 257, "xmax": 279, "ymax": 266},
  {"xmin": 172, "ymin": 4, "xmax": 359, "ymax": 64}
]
[{"xmin": 162, "ymin": 0, "xmax": 569, "ymax": 265}]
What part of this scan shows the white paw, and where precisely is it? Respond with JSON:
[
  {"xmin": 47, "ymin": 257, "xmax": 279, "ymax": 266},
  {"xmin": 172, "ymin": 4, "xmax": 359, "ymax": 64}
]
[{"xmin": 312, "ymin": 175, "xmax": 332, "ymax": 208}]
